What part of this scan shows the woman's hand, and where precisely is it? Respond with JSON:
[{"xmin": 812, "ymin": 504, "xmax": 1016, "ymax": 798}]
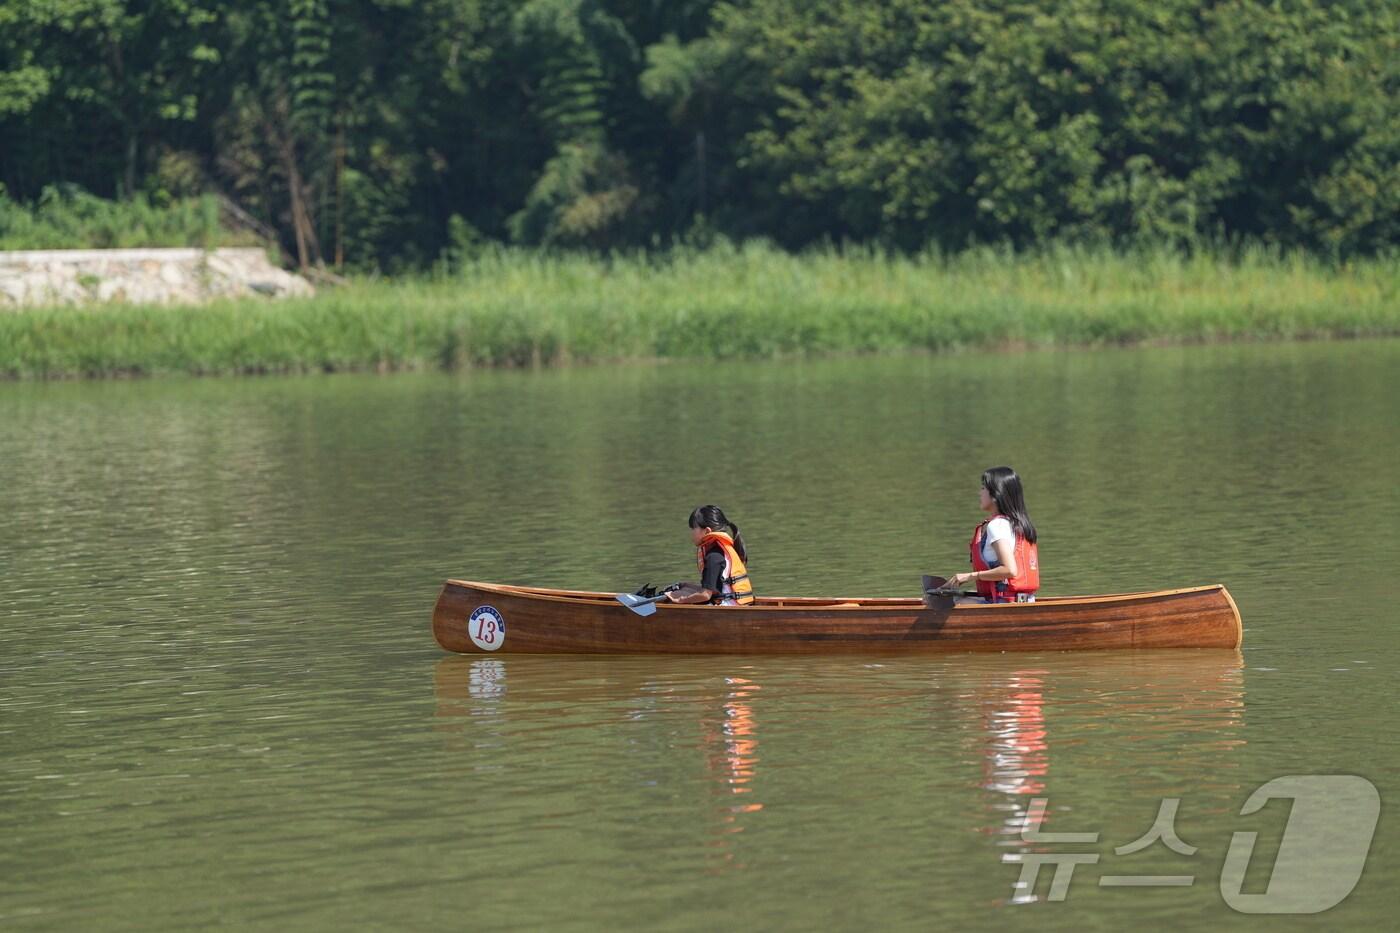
[{"xmin": 948, "ymin": 572, "xmax": 973, "ymax": 587}]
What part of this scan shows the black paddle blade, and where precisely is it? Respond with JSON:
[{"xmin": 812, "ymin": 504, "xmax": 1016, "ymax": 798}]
[{"xmin": 922, "ymin": 574, "xmax": 953, "ymax": 608}]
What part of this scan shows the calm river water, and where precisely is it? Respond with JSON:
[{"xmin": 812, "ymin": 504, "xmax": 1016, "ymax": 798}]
[{"xmin": 2, "ymin": 340, "xmax": 1398, "ymax": 929}]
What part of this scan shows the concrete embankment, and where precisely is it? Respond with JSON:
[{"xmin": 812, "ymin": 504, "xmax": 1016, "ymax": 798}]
[{"xmin": 0, "ymin": 248, "xmax": 312, "ymax": 307}]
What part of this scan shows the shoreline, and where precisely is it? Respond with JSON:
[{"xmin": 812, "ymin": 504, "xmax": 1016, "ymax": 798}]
[
  {"xmin": 4, "ymin": 328, "xmax": 1397, "ymax": 383},
  {"xmin": 2, "ymin": 245, "xmax": 1396, "ymax": 380}
]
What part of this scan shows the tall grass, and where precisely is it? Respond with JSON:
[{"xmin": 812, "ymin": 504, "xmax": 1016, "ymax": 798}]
[
  {"xmin": 1, "ymin": 242, "xmax": 1396, "ymax": 378},
  {"xmin": 0, "ymin": 185, "xmax": 259, "ymax": 251}
]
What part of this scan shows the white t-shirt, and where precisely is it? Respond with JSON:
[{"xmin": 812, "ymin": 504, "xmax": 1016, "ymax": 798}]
[{"xmin": 981, "ymin": 517, "xmax": 1014, "ymax": 566}]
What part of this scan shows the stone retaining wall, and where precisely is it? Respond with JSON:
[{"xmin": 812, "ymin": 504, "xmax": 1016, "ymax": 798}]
[{"xmin": 0, "ymin": 248, "xmax": 314, "ymax": 307}]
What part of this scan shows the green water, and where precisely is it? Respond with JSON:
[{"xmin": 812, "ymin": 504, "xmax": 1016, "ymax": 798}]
[{"xmin": 2, "ymin": 341, "xmax": 1397, "ymax": 929}]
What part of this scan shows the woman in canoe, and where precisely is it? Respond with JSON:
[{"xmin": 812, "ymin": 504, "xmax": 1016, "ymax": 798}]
[
  {"xmin": 667, "ymin": 505, "xmax": 755, "ymax": 605},
  {"xmin": 947, "ymin": 466, "xmax": 1039, "ymax": 603}
]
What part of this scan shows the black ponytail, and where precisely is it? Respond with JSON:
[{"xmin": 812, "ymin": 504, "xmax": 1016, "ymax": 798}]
[
  {"xmin": 981, "ymin": 466, "xmax": 1037, "ymax": 544},
  {"xmin": 728, "ymin": 522, "xmax": 748, "ymax": 564},
  {"xmin": 689, "ymin": 505, "xmax": 748, "ymax": 563}
]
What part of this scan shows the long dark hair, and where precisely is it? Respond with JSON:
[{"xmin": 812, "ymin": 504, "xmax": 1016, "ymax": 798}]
[
  {"xmin": 689, "ymin": 505, "xmax": 748, "ymax": 563},
  {"xmin": 982, "ymin": 466, "xmax": 1037, "ymax": 544}
]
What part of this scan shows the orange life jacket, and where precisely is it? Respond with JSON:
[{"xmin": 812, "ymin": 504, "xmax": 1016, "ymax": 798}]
[
  {"xmin": 970, "ymin": 515, "xmax": 1039, "ymax": 603},
  {"xmin": 697, "ymin": 531, "xmax": 755, "ymax": 605}
]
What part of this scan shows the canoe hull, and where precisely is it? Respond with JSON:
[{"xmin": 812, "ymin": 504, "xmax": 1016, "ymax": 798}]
[{"xmin": 432, "ymin": 580, "xmax": 1243, "ymax": 655}]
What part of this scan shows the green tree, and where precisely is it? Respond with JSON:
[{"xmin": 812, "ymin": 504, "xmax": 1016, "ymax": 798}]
[
  {"xmin": 640, "ymin": 33, "xmax": 738, "ymax": 219},
  {"xmin": 0, "ymin": 0, "xmax": 224, "ymax": 199},
  {"xmin": 707, "ymin": 0, "xmax": 1399, "ymax": 252},
  {"xmin": 505, "ymin": 0, "xmax": 646, "ymax": 246}
]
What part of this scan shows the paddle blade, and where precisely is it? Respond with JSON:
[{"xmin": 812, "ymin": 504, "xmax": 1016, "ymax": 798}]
[
  {"xmin": 922, "ymin": 574, "xmax": 950, "ymax": 608},
  {"xmin": 616, "ymin": 592, "xmax": 659, "ymax": 617}
]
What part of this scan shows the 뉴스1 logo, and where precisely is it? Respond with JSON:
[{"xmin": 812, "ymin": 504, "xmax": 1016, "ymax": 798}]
[
  {"xmin": 468, "ymin": 605, "xmax": 505, "ymax": 651},
  {"xmin": 1005, "ymin": 774, "xmax": 1380, "ymax": 912}
]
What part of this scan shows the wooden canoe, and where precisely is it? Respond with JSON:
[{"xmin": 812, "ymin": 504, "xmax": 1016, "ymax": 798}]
[{"xmin": 432, "ymin": 579, "xmax": 1242, "ymax": 654}]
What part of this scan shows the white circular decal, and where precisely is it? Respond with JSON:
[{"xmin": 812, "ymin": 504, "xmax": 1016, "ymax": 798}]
[{"xmin": 468, "ymin": 605, "xmax": 506, "ymax": 651}]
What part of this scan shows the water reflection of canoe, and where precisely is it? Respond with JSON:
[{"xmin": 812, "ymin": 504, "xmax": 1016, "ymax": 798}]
[{"xmin": 433, "ymin": 580, "xmax": 1242, "ymax": 654}]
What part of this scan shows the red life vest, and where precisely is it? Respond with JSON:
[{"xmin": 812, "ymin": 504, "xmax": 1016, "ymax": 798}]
[
  {"xmin": 697, "ymin": 531, "xmax": 755, "ymax": 605},
  {"xmin": 969, "ymin": 515, "xmax": 1039, "ymax": 603}
]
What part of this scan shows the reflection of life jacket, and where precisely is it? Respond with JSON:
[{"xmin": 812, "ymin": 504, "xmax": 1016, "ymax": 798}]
[
  {"xmin": 970, "ymin": 515, "xmax": 1039, "ymax": 603},
  {"xmin": 697, "ymin": 531, "xmax": 755, "ymax": 605}
]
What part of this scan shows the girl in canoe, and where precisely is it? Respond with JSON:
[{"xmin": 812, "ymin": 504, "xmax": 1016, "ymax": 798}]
[
  {"xmin": 667, "ymin": 505, "xmax": 756, "ymax": 605},
  {"xmin": 947, "ymin": 466, "xmax": 1040, "ymax": 603}
]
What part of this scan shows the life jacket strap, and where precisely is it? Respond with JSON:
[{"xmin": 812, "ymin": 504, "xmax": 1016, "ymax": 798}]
[
  {"xmin": 712, "ymin": 574, "xmax": 755, "ymax": 605},
  {"xmin": 711, "ymin": 594, "xmax": 756, "ymax": 605}
]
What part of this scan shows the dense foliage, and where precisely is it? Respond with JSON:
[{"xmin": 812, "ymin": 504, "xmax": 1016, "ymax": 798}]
[{"xmin": 2, "ymin": 0, "xmax": 1396, "ymax": 266}]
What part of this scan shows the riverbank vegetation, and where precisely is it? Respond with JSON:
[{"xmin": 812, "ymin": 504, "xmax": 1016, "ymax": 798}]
[
  {"xmin": 3, "ymin": 244, "xmax": 1395, "ymax": 378},
  {"xmin": 0, "ymin": 186, "xmax": 258, "ymax": 251},
  {"xmin": 4, "ymin": 1, "xmax": 1397, "ymax": 379}
]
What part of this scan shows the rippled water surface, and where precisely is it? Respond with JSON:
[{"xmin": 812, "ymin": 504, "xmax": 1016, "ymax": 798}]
[{"xmin": 2, "ymin": 341, "xmax": 1398, "ymax": 929}]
